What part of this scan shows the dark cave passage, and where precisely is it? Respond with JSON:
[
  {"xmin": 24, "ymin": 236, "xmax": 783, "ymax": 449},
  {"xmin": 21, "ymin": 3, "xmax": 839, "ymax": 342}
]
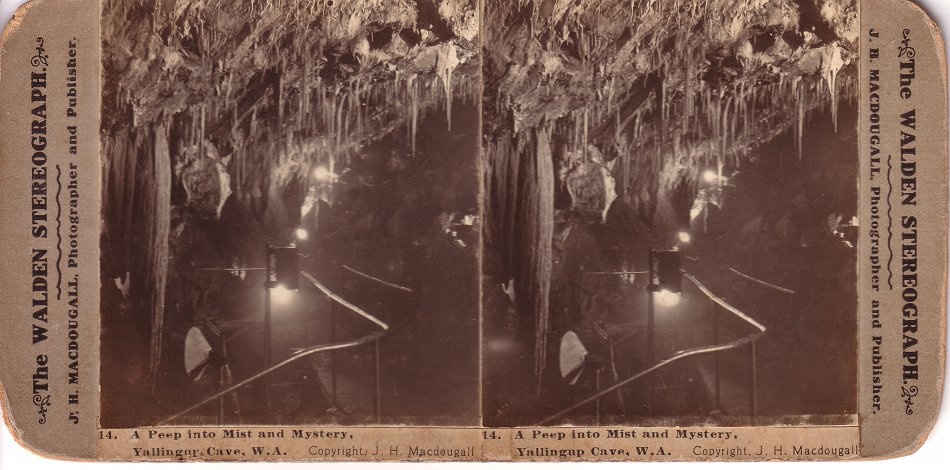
[
  {"xmin": 485, "ymin": 102, "xmax": 858, "ymax": 426},
  {"xmin": 100, "ymin": 0, "xmax": 481, "ymax": 427},
  {"xmin": 481, "ymin": 0, "xmax": 859, "ymax": 424}
]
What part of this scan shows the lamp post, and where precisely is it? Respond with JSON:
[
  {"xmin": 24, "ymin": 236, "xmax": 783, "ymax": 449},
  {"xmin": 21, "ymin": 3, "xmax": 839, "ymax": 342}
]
[
  {"xmin": 263, "ymin": 278, "xmax": 272, "ymax": 412},
  {"xmin": 647, "ymin": 250, "xmax": 658, "ymax": 365},
  {"xmin": 645, "ymin": 248, "xmax": 682, "ymax": 414},
  {"xmin": 646, "ymin": 249, "xmax": 682, "ymax": 364},
  {"xmin": 263, "ymin": 244, "xmax": 299, "ymax": 414}
]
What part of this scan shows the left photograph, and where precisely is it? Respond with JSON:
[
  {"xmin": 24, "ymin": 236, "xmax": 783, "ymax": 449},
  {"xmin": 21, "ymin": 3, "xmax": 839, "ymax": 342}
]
[{"xmin": 100, "ymin": 0, "xmax": 480, "ymax": 426}]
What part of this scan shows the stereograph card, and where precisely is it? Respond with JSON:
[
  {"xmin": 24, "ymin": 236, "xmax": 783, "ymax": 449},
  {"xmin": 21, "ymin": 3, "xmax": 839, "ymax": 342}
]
[{"xmin": 0, "ymin": 0, "xmax": 946, "ymax": 462}]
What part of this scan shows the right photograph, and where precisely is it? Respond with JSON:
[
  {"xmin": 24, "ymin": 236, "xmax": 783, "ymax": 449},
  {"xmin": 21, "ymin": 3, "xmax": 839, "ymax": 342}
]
[{"xmin": 482, "ymin": 0, "xmax": 859, "ymax": 426}]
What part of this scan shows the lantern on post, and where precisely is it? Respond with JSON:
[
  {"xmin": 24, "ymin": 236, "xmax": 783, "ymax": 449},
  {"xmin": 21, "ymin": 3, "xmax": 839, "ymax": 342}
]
[
  {"xmin": 269, "ymin": 245, "xmax": 300, "ymax": 291},
  {"xmin": 654, "ymin": 249, "xmax": 682, "ymax": 294},
  {"xmin": 263, "ymin": 244, "xmax": 299, "ymax": 412},
  {"xmin": 646, "ymin": 249, "xmax": 683, "ymax": 365}
]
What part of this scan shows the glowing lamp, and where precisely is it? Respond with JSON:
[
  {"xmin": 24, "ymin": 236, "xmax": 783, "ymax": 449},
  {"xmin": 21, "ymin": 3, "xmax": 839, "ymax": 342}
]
[
  {"xmin": 314, "ymin": 166, "xmax": 335, "ymax": 182},
  {"xmin": 270, "ymin": 284, "xmax": 295, "ymax": 305},
  {"xmin": 654, "ymin": 289, "xmax": 682, "ymax": 308}
]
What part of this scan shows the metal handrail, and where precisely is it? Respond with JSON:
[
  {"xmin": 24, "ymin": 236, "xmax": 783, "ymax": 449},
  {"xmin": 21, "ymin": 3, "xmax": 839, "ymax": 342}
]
[
  {"xmin": 341, "ymin": 264, "xmax": 414, "ymax": 293},
  {"xmin": 535, "ymin": 272, "xmax": 766, "ymax": 426},
  {"xmin": 300, "ymin": 271, "xmax": 390, "ymax": 330},
  {"xmin": 158, "ymin": 331, "xmax": 384, "ymax": 425},
  {"xmin": 158, "ymin": 270, "xmax": 391, "ymax": 425},
  {"xmin": 683, "ymin": 272, "xmax": 766, "ymax": 333}
]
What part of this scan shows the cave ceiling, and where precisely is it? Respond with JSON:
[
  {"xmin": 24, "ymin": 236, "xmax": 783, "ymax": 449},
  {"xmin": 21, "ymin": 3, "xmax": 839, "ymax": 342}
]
[
  {"xmin": 103, "ymin": 0, "xmax": 858, "ymax": 178},
  {"xmin": 484, "ymin": 0, "xmax": 858, "ymax": 179},
  {"xmin": 103, "ymin": 0, "xmax": 479, "ymax": 153}
]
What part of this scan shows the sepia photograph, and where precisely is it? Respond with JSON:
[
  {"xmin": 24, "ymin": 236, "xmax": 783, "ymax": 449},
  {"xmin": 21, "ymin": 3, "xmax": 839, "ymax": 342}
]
[
  {"xmin": 483, "ymin": 0, "xmax": 859, "ymax": 426},
  {"xmin": 2, "ymin": 0, "xmax": 950, "ymax": 463},
  {"xmin": 99, "ymin": 0, "xmax": 480, "ymax": 427}
]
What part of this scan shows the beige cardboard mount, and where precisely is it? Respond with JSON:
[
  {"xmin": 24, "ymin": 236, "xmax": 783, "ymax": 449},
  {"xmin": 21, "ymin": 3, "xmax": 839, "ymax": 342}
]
[{"xmin": 0, "ymin": 0, "xmax": 947, "ymax": 462}]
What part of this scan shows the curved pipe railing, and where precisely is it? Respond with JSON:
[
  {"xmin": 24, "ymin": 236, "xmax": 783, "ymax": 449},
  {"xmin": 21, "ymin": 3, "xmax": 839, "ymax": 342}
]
[
  {"xmin": 683, "ymin": 272, "xmax": 766, "ymax": 334},
  {"xmin": 300, "ymin": 271, "xmax": 390, "ymax": 330},
  {"xmin": 341, "ymin": 264, "xmax": 414, "ymax": 293},
  {"xmin": 158, "ymin": 331, "xmax": 384, "ymax": 425},
  {"xmin": 536, "ymin": 272, "xmax": 766, "ymax": 426},
  {"xmin": 159, "ymin": 270, "xmax": 391, "ymax": 425}
]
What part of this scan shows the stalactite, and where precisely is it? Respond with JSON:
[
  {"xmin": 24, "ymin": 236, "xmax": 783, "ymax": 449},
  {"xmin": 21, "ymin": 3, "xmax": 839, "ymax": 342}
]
[
  {"xmin": 342, "ymin": 92, "xmax": 350, "ymax": 151},
  {"xmin": 530, "ymin": 126, "xmax": 554, "ymax": 384},
  {"xmin": 683, "ymin": 52, "xmax": 692, "ymax": 131},
  {"xmin": 795, "ymin": 78, "xmax": 805, "ymax": 160},
  {"xmin": 407, "ymin": 74, "xmax": 419, "ymax": 157},
  {"xmin": 199, "ymin": 105, "xmax": 206, "ymax": 158},
  {"xmin": 333, "ymin": 85, "xmax": 344, "ymax": 166},
  {"xmin": 436, "ymin": 43, "xmax": 460, "ymax": 131},
  {"xmin": 583, "ymin": 109, "xmax": 590, "ymax": 163},
  {"xmin": 354, "ymin": 76, "xmax": 364, "ymax": 144},
  {"xmin": 822, "ymin": 43, "xmax": 845, "ymax": 133},
  {"xmin": 300, "ymin": 55, "xmax": 309, "ymax": 130},
  {"xmin": 728, "ymin": 96, "xmax": 736, "ymax": 159}
]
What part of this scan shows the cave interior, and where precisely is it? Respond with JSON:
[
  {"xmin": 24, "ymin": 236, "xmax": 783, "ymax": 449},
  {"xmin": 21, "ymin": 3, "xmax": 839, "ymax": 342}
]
[
  {"xmin": 98, "ymin": 0, "xmax": 860, "ymax": 427},
  {"xmin": 482, "ymin": 0, "xmax": 859, "ymax": 425},
  {"xmin": 101, "ymin": 0, "xmax": 481, "ymax": 426}
]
